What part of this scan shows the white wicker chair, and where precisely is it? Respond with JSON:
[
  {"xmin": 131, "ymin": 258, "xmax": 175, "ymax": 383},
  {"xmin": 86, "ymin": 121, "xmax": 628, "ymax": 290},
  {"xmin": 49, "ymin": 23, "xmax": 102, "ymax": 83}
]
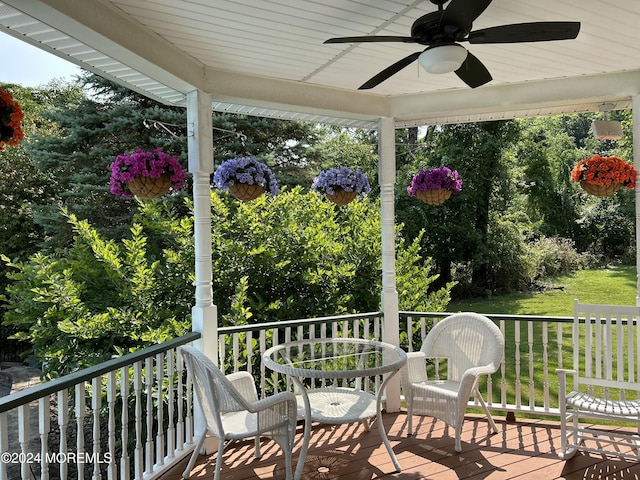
[
  {"xmin": 400, "ymin": 312, "xmax": 504, "ymax": 452},
  {"xmin": 180, "ymin": 346, "xmax": 297, "ymax": 480},
  {"xmin": 557, "ymin": 300, "xmax": 640, "ymax": 461}
]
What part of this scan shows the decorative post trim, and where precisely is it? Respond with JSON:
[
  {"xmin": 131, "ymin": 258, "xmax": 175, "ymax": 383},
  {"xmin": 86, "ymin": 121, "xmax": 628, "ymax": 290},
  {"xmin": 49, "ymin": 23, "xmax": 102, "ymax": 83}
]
[{"xmin": 378, "ymin": 116, "xmax": 401, "ymax": 412}]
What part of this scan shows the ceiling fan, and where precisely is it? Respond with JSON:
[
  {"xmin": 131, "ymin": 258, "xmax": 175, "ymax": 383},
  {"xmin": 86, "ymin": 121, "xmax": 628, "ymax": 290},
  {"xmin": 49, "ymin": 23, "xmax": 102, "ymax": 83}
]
[{"xmin": 324, "ymin": 0, "xmax": 580, "ymax": 90}]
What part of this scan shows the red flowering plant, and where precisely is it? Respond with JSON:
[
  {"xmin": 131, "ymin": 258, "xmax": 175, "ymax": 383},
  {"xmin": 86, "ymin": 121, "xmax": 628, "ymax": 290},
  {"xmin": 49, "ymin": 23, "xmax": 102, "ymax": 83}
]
[
  {"xmin": 570, "ymin": 154, "xmax": 636, "ymax": 189},
  {"xmin": 0, "ymin": 87, "xmax": 24, "ymax": 150}
]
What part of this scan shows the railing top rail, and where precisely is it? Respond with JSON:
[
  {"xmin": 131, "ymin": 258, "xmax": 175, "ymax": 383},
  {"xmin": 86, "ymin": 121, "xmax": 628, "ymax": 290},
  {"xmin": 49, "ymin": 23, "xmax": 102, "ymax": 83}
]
[
  {"xmin": 0, "ymin": 331, "xmax": 201, "ymax": 413},
  {"xmin": 400, "ymin": 311, "xmax": 574, "ymax": 324},
  {"xmin": 218, "ymin": 311, "xmax": 383, "ymax": 335}
]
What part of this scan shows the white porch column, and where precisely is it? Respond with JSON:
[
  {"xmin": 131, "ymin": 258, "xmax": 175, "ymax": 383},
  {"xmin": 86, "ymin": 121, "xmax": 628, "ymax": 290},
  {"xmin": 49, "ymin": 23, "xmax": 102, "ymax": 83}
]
[
  {"xmin": 378, "ymin": 116, "xmax": 401, "ymax": 412},
  {"xmin": 187, "ymin": 90, "xmax": 217, "ymax": 362},
  {"xmin": 634, "ymin": 95, "xmax": 640, "ymax": 306}
]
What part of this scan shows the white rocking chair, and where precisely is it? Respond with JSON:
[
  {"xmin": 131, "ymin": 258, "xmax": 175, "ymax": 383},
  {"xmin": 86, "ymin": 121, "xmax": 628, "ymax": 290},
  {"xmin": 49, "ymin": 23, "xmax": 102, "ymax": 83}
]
[
  {"xmin": 180, "ymin": 346, "xmax": 298, "ymax": 480},
  {"xmin": 557, "ymin": 300, "xmax": 640, "ymax": 460}
]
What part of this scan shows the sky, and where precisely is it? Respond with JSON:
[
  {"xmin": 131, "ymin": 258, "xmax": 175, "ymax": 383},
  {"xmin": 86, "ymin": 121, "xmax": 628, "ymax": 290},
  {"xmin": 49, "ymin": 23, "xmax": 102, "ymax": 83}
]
[{"xmin": 0, "ymin": 32, "xmax": 82, "ymax": 87}]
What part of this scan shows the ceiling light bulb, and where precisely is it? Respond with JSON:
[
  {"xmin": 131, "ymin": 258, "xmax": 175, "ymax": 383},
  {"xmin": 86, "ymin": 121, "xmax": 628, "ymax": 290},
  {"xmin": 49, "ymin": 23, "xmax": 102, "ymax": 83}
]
[{"xmin": 418, "ymin": 44, "xmax": 468, "ymax": 74}]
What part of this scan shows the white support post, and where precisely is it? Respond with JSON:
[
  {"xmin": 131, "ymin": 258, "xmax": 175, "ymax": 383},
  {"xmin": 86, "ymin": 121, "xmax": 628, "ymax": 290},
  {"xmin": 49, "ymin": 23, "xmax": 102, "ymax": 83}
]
[
  {"xmin": 634, "ymin": 95, "xmax": 640, "ymax": 306},
  {"xmin": 187, "ymin": 90, "xmax": 217, "ymax": 362},
  {"xmin": 378, "ymin": 116, "xmax": 401, "ymax": 412},
  {"xmin": 186, "ymin": 90, "xmax": 218, "ymax": 455}
]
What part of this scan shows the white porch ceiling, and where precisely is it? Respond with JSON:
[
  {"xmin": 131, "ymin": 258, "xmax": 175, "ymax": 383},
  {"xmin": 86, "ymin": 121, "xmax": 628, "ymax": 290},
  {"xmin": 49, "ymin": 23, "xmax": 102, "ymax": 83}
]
[{"xmin": 1, "ymin": 0, "xmax": 639, "ymax": 128}]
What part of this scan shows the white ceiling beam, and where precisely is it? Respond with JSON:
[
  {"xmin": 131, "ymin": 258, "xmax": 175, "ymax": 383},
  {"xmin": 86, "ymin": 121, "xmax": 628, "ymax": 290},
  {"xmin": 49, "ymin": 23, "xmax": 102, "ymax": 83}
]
[
  {"xmin": 390, "ymin": 70, "xmax": 640, "ymax": 125},
  {"xmin": 203, "ymin": 67, "xmax": 389, "ymax": 122}
]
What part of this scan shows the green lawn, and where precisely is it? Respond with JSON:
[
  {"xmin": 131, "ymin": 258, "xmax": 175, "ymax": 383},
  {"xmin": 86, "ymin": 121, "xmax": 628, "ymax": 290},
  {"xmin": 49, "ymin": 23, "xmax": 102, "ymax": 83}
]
[{"xmin": 447, "ymin": 265, "xmax": 637, "ymax": 316}]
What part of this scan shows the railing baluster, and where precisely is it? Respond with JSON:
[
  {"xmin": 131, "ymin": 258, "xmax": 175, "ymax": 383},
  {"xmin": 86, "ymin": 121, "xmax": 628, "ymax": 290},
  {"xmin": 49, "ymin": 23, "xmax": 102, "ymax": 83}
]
[
  {"xmin": 500, "ymin": 320, "xmax": 507, "ymax": 408},
  {"xmin": 17, "ymin": 404, "xmax": 29, "ymax": 480},
  {"xmin": 39, "ymin": 396, "xmax": 50, "ymax": 480},
  {"xmin": 155, "ymin": 352, "xmax": 165, "ymax": 469},
  {"xmin": 0, "ymin": 411, "xmax": 7, "ymax": 480},
  {"xmin": 91, "ymin": 376, "xmax": 101, "ymax": 480},
  {"xmin": 106, "ymin": 371, "xmax": 116, "ymax": 480},
  {"xmin": 176, "ymin": 351, "xmax": 185, "ymax": 449},
  {"xmin": 528, "ymin": 321, "xmax": 535, "ymax": 409},
  {"xmin": 167, "ymin": 349, "xmax": 176, "ymax": 461},
  {"xmin": 57, "ymin": 389, "xmax": 69, "ymax": 480},
  {"xmin": 144, "ymin": 357, "xmax": 154, "ymax": 474},
  {"xmin": 542, "ymin": 321, "xmax": 550, "ymax": 411},
  {"xmin": 75, "ymin": 382, "xmax": 86, "ymax": 480},
  {"xmin": 120, "ymin": 366, "xmax": 130, "ymax": 480},
  {"xmin": 515, "ymin": 320, "xmax": 522, "ymax": 409},
  {"xmin": 133, "ymin": 360, "xmax": 144, "ymax": 480}
]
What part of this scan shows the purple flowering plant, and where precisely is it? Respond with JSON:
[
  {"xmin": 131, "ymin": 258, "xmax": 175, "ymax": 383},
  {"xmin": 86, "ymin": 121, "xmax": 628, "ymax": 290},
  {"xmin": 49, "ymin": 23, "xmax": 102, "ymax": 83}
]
[
  {"xmin": 311, "ymin": 166, "xmax": 371, "ymax": 198},
  {"xmin": 407, "ymin": 166, "xmax": 462, "ymax": 197},
  {"xmin": 213, "ymin": 157, "xmax": 278, "ymax": 196},
  {"xmin": 110, "ymin": 148, "xmax": 186, "ymax": 198}
]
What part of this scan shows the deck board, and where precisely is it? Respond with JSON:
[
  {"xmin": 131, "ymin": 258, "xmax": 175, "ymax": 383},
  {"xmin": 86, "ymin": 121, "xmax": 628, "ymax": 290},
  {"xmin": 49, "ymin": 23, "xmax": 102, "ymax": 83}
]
[{"xmin": 159, "ymin": 413, "xmax": 640, "ymax": 479}]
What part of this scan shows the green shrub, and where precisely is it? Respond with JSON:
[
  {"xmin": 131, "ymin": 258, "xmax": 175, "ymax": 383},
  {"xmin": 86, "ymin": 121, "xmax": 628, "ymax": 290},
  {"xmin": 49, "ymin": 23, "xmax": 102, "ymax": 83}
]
[
  {"xmin": 2, "ymin": 188, "xmax": 453, "ymax": 377},
  {"xmin": 528, "ymin": 236, "xmax": 585, "ymax": 279}
]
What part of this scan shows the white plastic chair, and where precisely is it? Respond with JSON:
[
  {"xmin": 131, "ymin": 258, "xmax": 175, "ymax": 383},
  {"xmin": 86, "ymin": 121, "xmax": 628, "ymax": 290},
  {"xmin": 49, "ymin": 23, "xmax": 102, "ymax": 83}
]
[
  {"xmin": 557, "ymin": 300, "xmax": 640, "ymax": 461},
  {"xmin": 400, "ymin": 312, "xmax": 504, "ymax": 452},
  {"xmin": 180, "ymin": 346, "xmax": 297, "ymax": 480}
]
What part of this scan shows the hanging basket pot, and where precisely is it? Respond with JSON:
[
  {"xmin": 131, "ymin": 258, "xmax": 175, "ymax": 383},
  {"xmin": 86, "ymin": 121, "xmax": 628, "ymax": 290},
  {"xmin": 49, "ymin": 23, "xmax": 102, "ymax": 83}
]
[
  {"xmin": 579, "ymin": 180, "xmax": 623, "ymax": 197},
  {"xmin": 228, "ymin": 182, "xmax": 264, "ymax": 201},
  {"xmin": 325, "ymin": 188, "xmax": 358, "ymax": 206},
  {"xmin": 416, "ymin": 188, "xmax": 452, "ymax": 205},
  {"xmin": 127, "ymin": 174, "xmax": 172, "ymax": 199}
]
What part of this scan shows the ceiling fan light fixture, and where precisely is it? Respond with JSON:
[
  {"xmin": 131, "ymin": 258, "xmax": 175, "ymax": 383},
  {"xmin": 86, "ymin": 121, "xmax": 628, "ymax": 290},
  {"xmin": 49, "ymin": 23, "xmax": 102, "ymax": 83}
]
[{"xmin": 418, "ymin": 44, "xmax": 467, "ymax": 74}]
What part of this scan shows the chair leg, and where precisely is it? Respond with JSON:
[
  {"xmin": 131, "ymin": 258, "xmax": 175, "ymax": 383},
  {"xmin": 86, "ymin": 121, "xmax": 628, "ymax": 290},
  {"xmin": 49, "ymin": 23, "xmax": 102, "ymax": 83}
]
[
  {"xmin": 254, "ymin": 435, "xmax": 262, "ymax": 458},
  {"xmin": 473, "ymin": 387, "xmax": 498, "ymax": 433},
  {"xmin": 183, "ymin": 430, "xmax": 207, "ymax": 479},
  {"xmin": 213, "ymin": 436, "xmax": 226, "ymax": 480},
  {"xmin": 407, "ymin": 397, "xmax": 413, "ymax": 435},
  {"xmin": 454, "ymin": 426, "xmax": 462, "ymax": 453}
]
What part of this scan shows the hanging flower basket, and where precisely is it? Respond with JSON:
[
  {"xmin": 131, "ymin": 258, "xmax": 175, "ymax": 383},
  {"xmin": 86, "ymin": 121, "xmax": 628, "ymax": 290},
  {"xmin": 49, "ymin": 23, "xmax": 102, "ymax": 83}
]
[
  {"xmin": 571, "ymin": 154, "xmax": 636, "ymax": 197},
  {"xmin": 312, "ymin": 166, "xmax": 371, "ymax": 206},
  {"xmin": 325, "ymin": 188, "xmax": 358, "ymax": 205},
  {"xmin": 579, "ymin": 180, "xmax": 623, "ymax": 197},
  {"xmin": 228, "ymin": 183, "xmax": 265, "ymax": 201},
  {"xmin": 110, "ymin": 148, "xmax": 186, "ymax": 199},
  {"xmin": 0, "ymin": 87, "xmax": 24, "ymax": 150},
  {"xmin": 416, "ymin": 188, "xmax": 452, "ymax": 205},
  {"xmin": 213, "ymin": 157, "xmax": 278, "ymax": 201},
  {"xmin": 127, "ymin": 174, "xmax": 172, "ymax": 199},
  {"xmin": 407, "ymin": 166, "xmax": 462, "ymax": 205}
]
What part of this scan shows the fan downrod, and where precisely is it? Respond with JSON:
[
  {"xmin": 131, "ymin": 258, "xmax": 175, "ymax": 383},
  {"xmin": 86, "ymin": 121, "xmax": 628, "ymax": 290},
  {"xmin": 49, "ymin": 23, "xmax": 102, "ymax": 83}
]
[{"xmin": 429, "ymin": 0, "xmax": 449, "ymax": 9}]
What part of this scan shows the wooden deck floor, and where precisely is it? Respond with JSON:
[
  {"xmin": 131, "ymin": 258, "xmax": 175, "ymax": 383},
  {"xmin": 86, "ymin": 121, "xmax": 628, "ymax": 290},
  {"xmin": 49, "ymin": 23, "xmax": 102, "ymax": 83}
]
[{"xmin": 160, "ymin": 412, "xmax": 640, "ymax": 480}]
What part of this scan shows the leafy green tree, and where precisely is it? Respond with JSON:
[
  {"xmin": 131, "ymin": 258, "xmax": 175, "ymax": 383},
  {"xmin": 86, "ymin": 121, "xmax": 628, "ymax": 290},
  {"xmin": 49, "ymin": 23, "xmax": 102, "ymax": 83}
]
[{"xmin": 397, "ymin": 121, "xmax": 521, "ymax": 294}]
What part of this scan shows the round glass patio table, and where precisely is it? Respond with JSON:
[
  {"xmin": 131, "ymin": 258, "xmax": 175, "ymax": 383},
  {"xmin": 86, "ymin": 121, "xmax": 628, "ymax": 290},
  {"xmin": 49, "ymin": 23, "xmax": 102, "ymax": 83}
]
[{"xmin": 263, "ymin": 338, "xmax": 407, "ymax": 479}]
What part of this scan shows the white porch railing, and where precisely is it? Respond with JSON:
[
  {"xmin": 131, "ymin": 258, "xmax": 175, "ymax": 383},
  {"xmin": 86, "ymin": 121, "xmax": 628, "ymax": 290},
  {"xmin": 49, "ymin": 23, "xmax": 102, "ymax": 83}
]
[
  {"xmin": 218, "ymin": 311, "xmax": 574, "ymax": 417},
  {"xmin": 1, "ymin": 311, "xmax": 575, "ymax": 480},
  {"xmin": 0, "ymin": 331, "xmax": 200, "ymax": 480}
]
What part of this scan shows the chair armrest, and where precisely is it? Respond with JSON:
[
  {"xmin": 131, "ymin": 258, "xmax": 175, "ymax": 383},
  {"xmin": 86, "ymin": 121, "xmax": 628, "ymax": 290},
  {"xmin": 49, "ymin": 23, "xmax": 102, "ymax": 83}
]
[
  {"xmin": 248, "ymin": 391, "xmax": 297, "ymax": 414},
  {"xmin": 460, "ymin": 364, "xmax": 498, "ymax": 392},
  {"xmin": 226, "ymin": 371, "xmax": 259, "ymax": 403},
  {"xmin": 401, "ymin": 351, "xmax": 429, "ymax": 387}
]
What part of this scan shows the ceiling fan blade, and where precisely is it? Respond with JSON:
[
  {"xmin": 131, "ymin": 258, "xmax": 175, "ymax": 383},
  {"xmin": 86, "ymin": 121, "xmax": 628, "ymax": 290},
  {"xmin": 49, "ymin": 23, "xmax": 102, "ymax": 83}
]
[
  {"xmin": 324, "ymin": 35, "xmax": 414, "ymax": 44},
  {"xmin": 467, "ymin": 22, "xmax": 580, "ymax": 44},
  {"xmin": 455, "ymin": 51, "xmax": 492, "ymax": 88},
  {"xmin": 359, "ymin": 52, "xmax": 422, "ymax": 90},
  {"xmin": 441, "ymin": 0, "xmax": 493, "ymax": 30}
]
